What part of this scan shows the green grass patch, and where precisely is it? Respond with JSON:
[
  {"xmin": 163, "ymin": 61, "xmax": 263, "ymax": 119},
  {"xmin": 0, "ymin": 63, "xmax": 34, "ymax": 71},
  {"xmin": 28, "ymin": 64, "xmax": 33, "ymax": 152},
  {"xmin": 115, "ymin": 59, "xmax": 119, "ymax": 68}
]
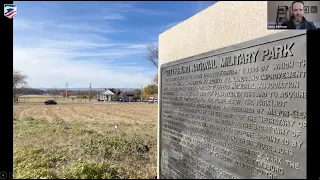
[{"xmin": 14, "ymin": 118, "xmax": 157, "ymax": 179}]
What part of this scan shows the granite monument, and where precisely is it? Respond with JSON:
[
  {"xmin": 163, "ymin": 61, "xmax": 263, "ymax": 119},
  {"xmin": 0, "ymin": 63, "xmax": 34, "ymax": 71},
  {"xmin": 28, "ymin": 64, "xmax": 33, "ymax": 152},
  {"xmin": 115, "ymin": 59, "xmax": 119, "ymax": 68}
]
[{"xmin": 159, "ymin": 31, "xmax": 306, "ymax": 179}]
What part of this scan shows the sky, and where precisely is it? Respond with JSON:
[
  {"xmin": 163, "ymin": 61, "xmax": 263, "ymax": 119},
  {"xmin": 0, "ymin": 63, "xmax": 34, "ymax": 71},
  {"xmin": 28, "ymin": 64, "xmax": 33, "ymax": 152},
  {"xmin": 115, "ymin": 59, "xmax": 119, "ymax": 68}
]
[{"xmin": 13, "ymin": 1, "xmax": 216, "ymax": 89}]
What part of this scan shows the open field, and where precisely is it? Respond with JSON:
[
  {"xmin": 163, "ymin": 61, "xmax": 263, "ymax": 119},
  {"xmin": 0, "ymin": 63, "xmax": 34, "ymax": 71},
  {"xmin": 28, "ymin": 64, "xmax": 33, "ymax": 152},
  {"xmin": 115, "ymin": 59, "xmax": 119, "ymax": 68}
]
[
  {"xmin": 17, "ymin": 95, "xmax": 90, "ymax": 104},
  {"xmin": 14, "ymin": 103, "xmax": 158, "ymax": 179}
]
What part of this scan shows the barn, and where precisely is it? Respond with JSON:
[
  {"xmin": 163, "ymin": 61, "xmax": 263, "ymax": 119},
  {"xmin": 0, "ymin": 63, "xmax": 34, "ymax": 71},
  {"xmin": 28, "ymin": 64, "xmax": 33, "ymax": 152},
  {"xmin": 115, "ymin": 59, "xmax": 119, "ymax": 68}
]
[{"xmin": 118, "ymin": 91, "xmax": 135, "ymax": 102}]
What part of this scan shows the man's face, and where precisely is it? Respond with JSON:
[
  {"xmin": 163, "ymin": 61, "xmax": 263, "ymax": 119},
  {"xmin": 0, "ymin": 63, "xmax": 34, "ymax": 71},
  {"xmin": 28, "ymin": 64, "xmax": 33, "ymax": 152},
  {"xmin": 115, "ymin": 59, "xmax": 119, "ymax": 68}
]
[{"xmin": 292, "ymin": 2, "xmax": 304, "ymax": 21}]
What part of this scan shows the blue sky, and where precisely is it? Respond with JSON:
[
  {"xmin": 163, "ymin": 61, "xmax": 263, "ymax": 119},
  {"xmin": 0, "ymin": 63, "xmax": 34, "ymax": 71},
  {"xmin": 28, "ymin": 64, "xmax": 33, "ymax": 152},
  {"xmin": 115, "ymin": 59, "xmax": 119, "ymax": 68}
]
[{"xmin": 13, "ymin": 1, "xmax": 216, "ymax": 88}]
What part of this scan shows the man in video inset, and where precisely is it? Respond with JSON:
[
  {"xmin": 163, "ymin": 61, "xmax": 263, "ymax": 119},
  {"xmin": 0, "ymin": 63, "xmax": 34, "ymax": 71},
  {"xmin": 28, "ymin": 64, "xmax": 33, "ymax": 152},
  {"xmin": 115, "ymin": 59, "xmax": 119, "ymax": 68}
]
[{"xmin": 282, "ymin": 1, "xmax": 317, "ymax": 30}]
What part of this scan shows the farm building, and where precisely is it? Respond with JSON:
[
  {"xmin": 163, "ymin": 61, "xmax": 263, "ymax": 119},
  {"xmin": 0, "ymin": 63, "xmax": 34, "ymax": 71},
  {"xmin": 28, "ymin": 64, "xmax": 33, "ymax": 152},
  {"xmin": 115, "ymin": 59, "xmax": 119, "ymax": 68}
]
[
  {"xmin": 96, "ymin": 89, "xmax": 115, "ymax": 101},
  {"xmin": 108, "ymin": 88, "xmax": 121, "ymax": 101},
  {"xmin": 118, "ymin": 91, "xmax": 135, "ymax": 102},
  {"xmin": 109, "ymin": 88, "xmax": 137, "ymax": 102},
  {"xmin": 97, "ymin": 88, "xmax": 138, "ymax": 102}
]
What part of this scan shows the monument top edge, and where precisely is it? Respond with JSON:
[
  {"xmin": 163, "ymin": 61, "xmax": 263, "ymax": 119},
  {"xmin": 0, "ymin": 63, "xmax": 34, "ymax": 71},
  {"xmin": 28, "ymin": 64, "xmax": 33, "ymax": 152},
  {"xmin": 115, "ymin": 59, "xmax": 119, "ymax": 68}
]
[{"xmin": 160, "ymin": 30, "xmax": 306, "ymax": 69}]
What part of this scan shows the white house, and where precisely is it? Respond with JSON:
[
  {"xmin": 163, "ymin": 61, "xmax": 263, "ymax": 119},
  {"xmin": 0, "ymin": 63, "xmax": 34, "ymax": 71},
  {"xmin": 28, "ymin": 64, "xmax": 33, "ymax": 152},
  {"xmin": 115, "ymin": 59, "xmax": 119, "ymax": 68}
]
[{"xmin": 97, "ymin": 89, "xmax": 115, "ymax": 101}]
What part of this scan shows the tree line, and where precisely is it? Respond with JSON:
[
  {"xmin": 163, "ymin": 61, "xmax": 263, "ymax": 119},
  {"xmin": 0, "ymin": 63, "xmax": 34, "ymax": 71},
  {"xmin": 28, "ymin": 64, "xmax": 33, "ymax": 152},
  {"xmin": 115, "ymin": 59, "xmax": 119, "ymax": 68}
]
[{"xmin": 15, "ymin": 86, "xmax": 158, "ymax": 99}]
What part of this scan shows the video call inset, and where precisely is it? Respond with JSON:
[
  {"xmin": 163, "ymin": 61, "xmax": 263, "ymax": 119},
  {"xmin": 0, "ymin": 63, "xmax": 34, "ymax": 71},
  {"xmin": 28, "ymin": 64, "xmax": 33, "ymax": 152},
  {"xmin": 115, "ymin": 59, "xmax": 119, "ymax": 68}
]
[{"xmin": 267, "ymin": 1, "xmax": 319, "ymax": 30}]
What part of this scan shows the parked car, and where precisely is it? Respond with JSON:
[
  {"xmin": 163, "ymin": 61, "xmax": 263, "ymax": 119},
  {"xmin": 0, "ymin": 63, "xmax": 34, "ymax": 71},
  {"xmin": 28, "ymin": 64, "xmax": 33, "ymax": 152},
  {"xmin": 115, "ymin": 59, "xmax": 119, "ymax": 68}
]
[{"xmin": 44, "ymin": 100, "xmax": 57, "ymax": 105}]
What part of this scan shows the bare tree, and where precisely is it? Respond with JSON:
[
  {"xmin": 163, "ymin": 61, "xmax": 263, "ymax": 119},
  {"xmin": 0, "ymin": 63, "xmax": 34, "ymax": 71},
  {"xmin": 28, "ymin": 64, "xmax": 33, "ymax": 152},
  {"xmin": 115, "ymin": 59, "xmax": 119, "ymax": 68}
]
[
  {"xmin": 152, "ymin": 74, "xmax": 158, "ymax": 85},
  {"xmin": 13, "ymin": 69, "xmax": 28, "ymax": 103},
  {"xmin": 146, "ymin": 43, "xmax": 158, "ymax": 84},
  {"xmin": 146, "ymin": 44, "xmax": 158, "ymax": 68}
]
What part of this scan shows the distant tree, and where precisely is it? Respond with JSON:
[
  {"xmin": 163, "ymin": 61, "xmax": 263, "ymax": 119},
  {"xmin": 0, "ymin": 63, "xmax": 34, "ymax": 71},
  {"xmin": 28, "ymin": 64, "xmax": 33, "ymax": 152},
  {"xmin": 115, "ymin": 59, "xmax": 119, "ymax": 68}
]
[
  {"xmin": 133, "ymin": 88, "xmax": 141, "ymax": 99},
  {"xmin": 13, "ymin": 70, "xmax": 28, "ymax": 102},
  {"xmin": 145, "ymin": 43, "xmax": 158, "ymax": 84},
  {"xmin": 143, "ymin": 84, "xmax": 158, "ymax": 99},
  {"xmin": 60, "ymin": 92, "xmax": 70, "ymax": 98},
  {"xmin": 15, "ymin": 88, "xmax": 45, "ymax": 95}
]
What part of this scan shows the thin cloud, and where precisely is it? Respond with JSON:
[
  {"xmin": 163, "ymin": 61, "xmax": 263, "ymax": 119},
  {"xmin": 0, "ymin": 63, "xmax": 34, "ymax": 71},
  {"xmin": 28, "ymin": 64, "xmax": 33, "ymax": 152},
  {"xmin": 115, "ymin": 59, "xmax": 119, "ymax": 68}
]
[
  {"xmin": 103, "ymin": 2, "xmax": 170, "ymax": 16},
  {"xmin": 14, "ymin": 19, "xmax": 127, "ymax": 34},
  {"xmin": 13, "ymin": 1, "xmax": 216, "ymax": 88},
  {"xmin": 14, "ymin": 45, "xmax": 154, "ymax": 88},
  {"xmin": 50, "ymin": 23, "xmax": 127, "ymax": 34},
  {"xmin": 13, "ymin": 3, "xmax": 154, "ymax": 88},
  {"xmin": 63, "ymin": 13, "xmax": 125, "ymax": 21},
  {"xmin": 101, "ymin": 14, "xmax": 125, "ymax": 20},
  {"xmin": 133, "ymin": 8, "xmax": 169, "ymax": 15}
]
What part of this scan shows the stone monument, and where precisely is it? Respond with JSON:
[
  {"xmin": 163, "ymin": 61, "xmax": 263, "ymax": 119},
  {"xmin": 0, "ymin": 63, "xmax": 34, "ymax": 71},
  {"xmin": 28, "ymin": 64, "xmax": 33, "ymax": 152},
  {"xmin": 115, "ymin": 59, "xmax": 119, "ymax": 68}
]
[{"xmin": 159, "ymin": 31, "xmax": 306, "ymax": 179}]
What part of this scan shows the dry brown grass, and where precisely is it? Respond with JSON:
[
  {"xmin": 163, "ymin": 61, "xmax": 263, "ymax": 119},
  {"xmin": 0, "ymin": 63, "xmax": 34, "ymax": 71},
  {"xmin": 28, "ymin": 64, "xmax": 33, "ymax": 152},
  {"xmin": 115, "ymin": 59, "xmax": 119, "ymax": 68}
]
[{"xmin": 14, "ymin": 103, "xmax": 158, "ymax": 179}]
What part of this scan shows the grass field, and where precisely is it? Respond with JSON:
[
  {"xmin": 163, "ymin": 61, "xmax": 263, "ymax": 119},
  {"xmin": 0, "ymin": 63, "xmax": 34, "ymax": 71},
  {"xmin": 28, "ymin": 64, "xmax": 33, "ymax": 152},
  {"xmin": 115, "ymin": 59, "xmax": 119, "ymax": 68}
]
[{"xmin": 13, "ymin": 103, "xmax": 158, "ymax": 179}]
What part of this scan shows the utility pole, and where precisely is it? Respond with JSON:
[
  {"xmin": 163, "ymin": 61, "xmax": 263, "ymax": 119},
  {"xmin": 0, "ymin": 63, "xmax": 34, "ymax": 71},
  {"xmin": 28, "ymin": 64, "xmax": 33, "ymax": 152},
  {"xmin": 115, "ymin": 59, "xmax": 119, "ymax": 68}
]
[
  {"xmin": 89, "ymin": 83, "xmax": 92, "ymax": 101},
  {"xmin": 141, "ymin": 85, "xmax": 143, "ymax": 102},
  {"xmin": 53, "ymin": 85, "xmax": 56, "ymax": 101},
  {"xmin": 65, "ymin": 83, "xmax": 69, "ymax": 102}
]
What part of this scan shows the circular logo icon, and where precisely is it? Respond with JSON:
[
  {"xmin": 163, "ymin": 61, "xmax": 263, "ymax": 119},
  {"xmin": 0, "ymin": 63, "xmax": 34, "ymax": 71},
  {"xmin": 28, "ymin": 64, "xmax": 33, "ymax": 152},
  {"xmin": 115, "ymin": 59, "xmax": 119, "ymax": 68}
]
[
  {"xmin": 0, "ymin": 171, "xmax": 7, "ymax": 179},
  {"xmin": 9, "ymin": 172, "xmax": 13, "ymax": 179}
]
